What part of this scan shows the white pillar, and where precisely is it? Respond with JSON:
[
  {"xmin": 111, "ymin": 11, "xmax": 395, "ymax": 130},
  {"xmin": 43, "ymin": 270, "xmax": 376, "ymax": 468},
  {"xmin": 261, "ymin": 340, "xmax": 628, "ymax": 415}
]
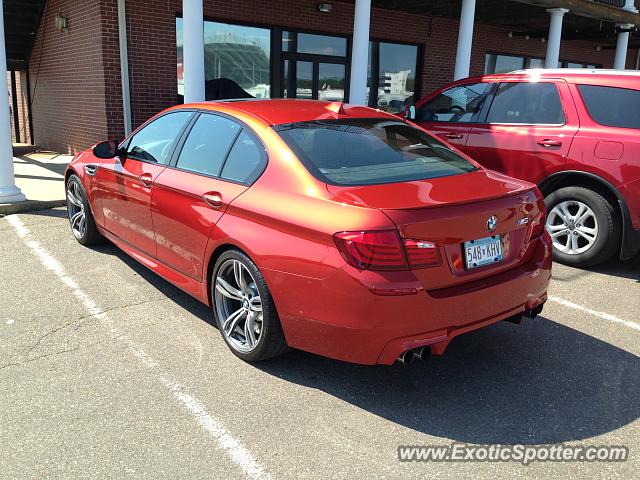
[
  {"xmin": 453, "ymin": 0, "xmax": 476, "ymax": 80},
  {"xmin": 182, "ymin": 0, "xmax": 205, "ymax": 103},
  {"xmin": 348, "ymin": 0, "xmax": 371, "ymax": 105},
  {"xmin": 0, "ymin": 0, "xmax": 25, "ymax": 203},
  {"xmin": 545, "ymin": 8, "xmax": 569, "ymax": 69},
  {"xmin": 118, "ymin": 0, "xmax": 132, "ymax": 135},
  {"xmin": 614, "ymin": 26, "xmax": 632, "ymax": 69}
]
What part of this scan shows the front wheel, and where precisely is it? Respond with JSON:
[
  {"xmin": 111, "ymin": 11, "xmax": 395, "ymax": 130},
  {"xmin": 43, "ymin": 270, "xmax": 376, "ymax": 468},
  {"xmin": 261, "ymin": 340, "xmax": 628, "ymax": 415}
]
[
  {"xmin": 212, "ymin": 250, "xmax": 289, "ymax": 362},
  {"xmin": 66, "ymin": 175, "xmax": 103, "ymax": 246},
  {"xmin": 544, "ymin": 186, "xmax": 620, "ymax": 268}
]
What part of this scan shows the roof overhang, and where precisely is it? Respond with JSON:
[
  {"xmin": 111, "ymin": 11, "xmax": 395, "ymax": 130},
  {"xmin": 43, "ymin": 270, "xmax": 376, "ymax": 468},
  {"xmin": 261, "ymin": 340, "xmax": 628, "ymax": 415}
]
[
  {"xmin": 3, "ymin": 0, "xmax": 47, "ymax": 70},
  {"xmin": 512, "ymin": 0, "xmax": 640, "ymax": 24}
]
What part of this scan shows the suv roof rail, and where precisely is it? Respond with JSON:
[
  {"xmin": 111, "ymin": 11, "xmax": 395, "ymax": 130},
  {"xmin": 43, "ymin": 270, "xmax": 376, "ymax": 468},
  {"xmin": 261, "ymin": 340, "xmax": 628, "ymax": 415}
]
[{"xmin": 508, "ymin": 68, "xmax": 640, "ymax": 76}]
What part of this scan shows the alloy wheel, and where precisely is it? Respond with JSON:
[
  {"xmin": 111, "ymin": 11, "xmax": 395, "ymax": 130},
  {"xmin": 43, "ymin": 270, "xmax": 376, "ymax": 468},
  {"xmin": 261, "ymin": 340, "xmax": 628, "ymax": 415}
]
[
  {"xmin": 214, "ymin": 259, "xmax": 263, "ymax": 353},
  {"xmin": 546, "ymin": 200, "xmax": 598, "ymax": 255},
  {"xmin": 66, "ymin": 180, "xmax": 87, "ymax": 240}
]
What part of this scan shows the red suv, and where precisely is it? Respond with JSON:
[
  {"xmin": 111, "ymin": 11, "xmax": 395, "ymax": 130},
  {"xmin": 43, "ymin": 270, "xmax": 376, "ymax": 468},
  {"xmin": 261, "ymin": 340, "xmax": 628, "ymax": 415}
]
[{"xmin": 406, "ymin": 70, "xmax": 640, "ymax": 267}]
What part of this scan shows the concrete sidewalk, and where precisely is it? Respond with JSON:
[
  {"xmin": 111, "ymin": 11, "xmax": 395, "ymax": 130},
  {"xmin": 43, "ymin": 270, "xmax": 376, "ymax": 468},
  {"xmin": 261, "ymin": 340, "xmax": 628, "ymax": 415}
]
[{"xmin": 0, "ymin": 146, "xmax": 72, "ymax": 216}]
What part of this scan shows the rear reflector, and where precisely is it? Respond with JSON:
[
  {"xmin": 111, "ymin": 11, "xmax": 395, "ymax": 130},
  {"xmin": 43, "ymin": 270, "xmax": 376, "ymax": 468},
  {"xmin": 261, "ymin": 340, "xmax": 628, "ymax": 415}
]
[{"xmin": 334, "ymin": 230, "xmax": 440, "ymax": 271}]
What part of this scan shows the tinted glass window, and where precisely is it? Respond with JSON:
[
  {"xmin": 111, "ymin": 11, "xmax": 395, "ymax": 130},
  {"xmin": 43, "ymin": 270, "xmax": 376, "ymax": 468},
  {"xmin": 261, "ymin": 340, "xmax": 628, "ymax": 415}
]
[
  {"xmin": 487, "ymin": 82, "xmax": 565, "ymax": 124},
  {"xmin": 127, "ymin": 111, "xmax": 194, "ymax": 164},
  {"xmin": 221, "ymin": 131, "xmax": 265, "ymax": 183},
  {"xmin": 484, "ymin": 54, "xmax": 525, "ymax": 74},
  {"xmin": 276, "ymin": 119, "xmax": 477, "ymax": 186},
  {"xmin": 283, "ymin": 31, "xmax": 347, "ymax": 56},
  {"xmin": 578, "ymin": 85, "xmax": 640, "ymax": 129},
  {"xmin": 176, "ymin": 19, "xmax": 271, "ymax": 99},
  {"xmin": 367, "ymin": 41, "xmax": 418, "ymax": 114},
  {"xmin": 416, "ymin": 83, "xmax": 490, "ymax": 123},
  {"xmin": 176, "ymin": 114, "xmax": 240, "ymax": 176}
]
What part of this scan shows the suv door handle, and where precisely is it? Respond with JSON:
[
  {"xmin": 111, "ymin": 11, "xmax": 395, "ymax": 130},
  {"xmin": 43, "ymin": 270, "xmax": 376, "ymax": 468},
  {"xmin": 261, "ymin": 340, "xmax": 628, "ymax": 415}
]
[
  {"xmin": 537, "ymin": 139, "xmax": 562, "ymax": 147},
  {"xmin": 444, "ymin": 133, "xmax": 464, "ymax": 140},
  {"xmin": 203, "ymin": 192, "xmax": 223, "ymax": 209},
  {"xmin": 138, "ymin": 173, "xmax": 153, "ymax": 187}
]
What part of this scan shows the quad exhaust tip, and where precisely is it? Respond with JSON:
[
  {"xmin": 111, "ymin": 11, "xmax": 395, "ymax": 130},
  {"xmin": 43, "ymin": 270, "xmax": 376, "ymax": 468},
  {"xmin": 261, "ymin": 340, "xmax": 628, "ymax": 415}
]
[{"xmin": 396, "ymin": 346, "xmax": 430, "ymax": 364}]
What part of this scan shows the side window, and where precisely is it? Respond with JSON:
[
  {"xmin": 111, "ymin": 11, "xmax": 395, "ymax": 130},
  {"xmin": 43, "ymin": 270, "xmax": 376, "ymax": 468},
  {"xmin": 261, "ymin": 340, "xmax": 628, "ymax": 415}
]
[
  {"xmin": 176, "ymin": 114, "xmax": 241, "ymax": 176},
  {"xmin": 127, "ymin": 111, "xmax": 193, "ymax": 164},
  {"xmin": 416, "ymin": 83, "xmax": 491, "ymax": 123},
  {"xmin": 487, "ymin": 82, "xmax": 565, "ymax": 125},
  {"xmin": 221, "ymin": 131, "xmax": 266, "ymax": 184},
  {"xmin": 578, "ymin": 85, "xmax": 640, "ymax": 129}
]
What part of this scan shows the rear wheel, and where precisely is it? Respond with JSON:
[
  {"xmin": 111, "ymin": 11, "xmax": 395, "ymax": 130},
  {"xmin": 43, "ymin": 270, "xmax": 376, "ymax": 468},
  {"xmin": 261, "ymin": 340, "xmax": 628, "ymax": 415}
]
[
  {"xmin": 66, "ymin": 175, "xmax": 103, "ymax": 246},
  {"xmin": 212, "ymin": 250, "xmax": 288, "ymax": 362},
  {"xmin": 544, "ymin": 186, "xmax": 620, "ymax": 267}
]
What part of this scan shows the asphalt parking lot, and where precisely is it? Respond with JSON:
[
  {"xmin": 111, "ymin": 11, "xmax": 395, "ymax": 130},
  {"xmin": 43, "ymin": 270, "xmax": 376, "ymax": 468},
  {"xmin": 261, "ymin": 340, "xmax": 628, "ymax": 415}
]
[{"xmin": 1, "ymin": 208, "xmax": 638, "ymax": 480}]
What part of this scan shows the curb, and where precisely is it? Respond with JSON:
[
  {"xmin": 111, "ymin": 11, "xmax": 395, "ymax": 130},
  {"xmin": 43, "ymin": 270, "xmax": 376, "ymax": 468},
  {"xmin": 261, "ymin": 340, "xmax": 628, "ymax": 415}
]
[{"xmin": 0, "ymin": 200, "xmax": 67, "ymax": 217}]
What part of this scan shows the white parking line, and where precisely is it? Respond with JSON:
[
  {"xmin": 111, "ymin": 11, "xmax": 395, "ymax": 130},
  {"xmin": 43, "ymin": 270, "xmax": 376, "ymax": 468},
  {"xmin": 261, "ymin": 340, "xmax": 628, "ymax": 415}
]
[
  {"xmin": 5, "ymin": 215, "xmax": 272, "ymax": 480},
  {"xmin": 548, "ymin": 295, "xmax": 640, "ymax": 332}
]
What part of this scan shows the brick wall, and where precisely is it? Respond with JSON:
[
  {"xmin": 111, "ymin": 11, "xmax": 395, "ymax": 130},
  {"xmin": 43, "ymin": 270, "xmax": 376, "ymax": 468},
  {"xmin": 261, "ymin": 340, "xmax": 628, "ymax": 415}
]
[{"xmin": 28, "ymin": 0, "xmax": 113, "ymax": 154}]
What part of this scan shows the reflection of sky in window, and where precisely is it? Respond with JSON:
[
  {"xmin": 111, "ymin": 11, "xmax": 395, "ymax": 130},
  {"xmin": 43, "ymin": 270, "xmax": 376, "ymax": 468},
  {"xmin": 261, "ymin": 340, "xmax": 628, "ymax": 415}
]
[
  {"xmin": 176, "ymin": 18, "xmax": 270, "ymax": 54},
  {"xmin": 379, "ymin": 43, "xmax": 417, "ymax": 79},
  {"xmin": 293, "ymin": 32, "xmax": 347, "ymax": 57}
]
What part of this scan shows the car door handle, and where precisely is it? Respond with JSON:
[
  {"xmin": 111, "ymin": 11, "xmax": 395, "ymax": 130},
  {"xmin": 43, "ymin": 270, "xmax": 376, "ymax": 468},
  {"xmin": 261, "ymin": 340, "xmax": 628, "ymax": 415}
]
[
  {"xmin": 138, "ymin": 173, "xmax": 153, "ymax": 187},
  {"xmin": 203, "ymin": 192, "xmax": 223, "ymax": 209},
  {"xmin": 537, "ymin": 139, "xmax": 562, "ymax": 147},
  {"xmin": 444, "ymin": 133, "xmax": 464, "ymax": 140}
]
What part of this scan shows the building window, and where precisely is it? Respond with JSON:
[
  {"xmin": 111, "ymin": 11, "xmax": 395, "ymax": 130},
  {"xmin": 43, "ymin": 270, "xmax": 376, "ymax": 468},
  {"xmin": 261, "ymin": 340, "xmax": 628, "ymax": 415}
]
[
  {"xmin": 485, "ymin": 53, "xmax": 599, "ymax": 74},
  {"xmin": 176, "ymin": 18, "xmax": 271, "ymax": 99},
  {"xmin": 367, "ymin": 41, "xmax": 418, "ymax": 113}
]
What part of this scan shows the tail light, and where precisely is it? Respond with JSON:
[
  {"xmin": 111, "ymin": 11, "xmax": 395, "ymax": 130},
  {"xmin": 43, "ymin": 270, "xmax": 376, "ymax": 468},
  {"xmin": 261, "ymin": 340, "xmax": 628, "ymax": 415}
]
[{"xmin": 334, "ymin": 230, "xmax": 441, "ymax": 271}]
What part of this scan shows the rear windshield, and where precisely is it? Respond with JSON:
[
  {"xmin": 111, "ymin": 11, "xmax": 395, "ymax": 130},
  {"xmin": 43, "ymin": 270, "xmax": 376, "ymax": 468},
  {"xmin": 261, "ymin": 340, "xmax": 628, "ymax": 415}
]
[
  {"xmin": 578, "ymin": 84, "xmax": 640, "ymax": 129},
  {"xmin": 275, "ymin": 119, "xmax": 477, "ymax": 186}
]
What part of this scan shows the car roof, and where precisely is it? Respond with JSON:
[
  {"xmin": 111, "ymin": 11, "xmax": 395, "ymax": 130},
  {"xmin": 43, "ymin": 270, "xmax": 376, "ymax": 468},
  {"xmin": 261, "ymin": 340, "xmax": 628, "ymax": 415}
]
[
  {"xmin": 475, "ymin": 68, "xmax": 640, "ymax": 87},
  {"xmin": 180, "ymin": 99, "xmax": 400, "ymax": 126}
]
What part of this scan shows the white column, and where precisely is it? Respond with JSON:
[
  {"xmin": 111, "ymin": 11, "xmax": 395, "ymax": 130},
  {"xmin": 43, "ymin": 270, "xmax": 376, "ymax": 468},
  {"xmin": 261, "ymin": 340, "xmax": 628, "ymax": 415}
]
[
  {"xmin": 118, "ymin": 0, "xmax": 132, "ymax": 135},
  {"xmin": 614, "ymin": 1, "xmax": 638, "ymax": 70},
  {"xmin": 348, "ymin": 0, "xmax": 371, "ymax": 105},
  {"xmin": 182, "ymin": 0, "xmax": 205, "ymax": 103},
  {"xmin": 453, "ymin": 0, "xmax": 476, "ymax": 80},
  {"xmin": 0, "ymin": 0, "xmax": 25, "ymax": 203},
  {"xmin": 614, "ymin": 26, "xmax": 632, "ymax": 69},
  {"xmin": 545, "ymin": 8, "xmax": 569, "ymax": 69}
]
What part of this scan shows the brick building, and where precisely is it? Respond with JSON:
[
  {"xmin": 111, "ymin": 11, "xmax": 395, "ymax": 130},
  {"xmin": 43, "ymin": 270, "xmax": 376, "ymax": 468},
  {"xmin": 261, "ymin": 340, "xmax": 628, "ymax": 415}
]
[{"xmin": 3, "ymin": 0, "xmax": 640, "ymax": 157}]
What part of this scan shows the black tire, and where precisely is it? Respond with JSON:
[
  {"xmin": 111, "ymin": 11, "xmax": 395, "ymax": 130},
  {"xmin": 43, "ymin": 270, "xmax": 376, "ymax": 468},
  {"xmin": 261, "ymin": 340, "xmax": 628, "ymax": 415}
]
[
  {"xmin": 544, "ymin": 186, "xmax": 620, "ymax": 268},
  {"xmin": 211, "ymin": 249, "xmax": 289, "ymax": 362},
  {"xmin": 66, "ymin": 175, "xmax": 103, "ymax": 246}
]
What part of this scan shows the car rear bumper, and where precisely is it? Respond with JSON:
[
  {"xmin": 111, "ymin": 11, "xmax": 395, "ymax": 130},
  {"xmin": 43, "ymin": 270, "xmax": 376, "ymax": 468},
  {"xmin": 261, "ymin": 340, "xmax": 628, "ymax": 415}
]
[{"xmin": 264, "ymin": 234, "xmax": 552, "ymax": 365}]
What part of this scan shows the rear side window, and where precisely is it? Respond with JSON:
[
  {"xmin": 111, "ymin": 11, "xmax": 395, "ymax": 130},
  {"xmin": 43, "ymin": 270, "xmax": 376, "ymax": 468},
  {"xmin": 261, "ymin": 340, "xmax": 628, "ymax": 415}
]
[
  {"xmin": 416, "ymin": 83, "xmax": 491, "ymax": 123},
  {"xmin": 578, "ymin": 85, "xmax": 640, "ymax": 129},
  {"xmin": 126, "ymin": 111, "xmax": 194, "ymax": 164},
  {"xmin": 276, "ymin": 119, "xmax": 477, "ymax": 186},
  {"xmin": 221, "ymin": 131, "xmax": 266, "ymax": 184},
  {"xmin": 176, "ymin": 114, "xmax": 240, "ymax": 176},
  {"xmin": 487, "ymin": 82, "xmax": 565, "ymax": 125}
]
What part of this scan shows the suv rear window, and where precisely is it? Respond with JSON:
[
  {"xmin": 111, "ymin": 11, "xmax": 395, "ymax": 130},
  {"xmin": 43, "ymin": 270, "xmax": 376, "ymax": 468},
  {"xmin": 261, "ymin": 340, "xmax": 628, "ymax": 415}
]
[
  {"xmin": 275, "ymin": 119, "xmax": 477, "ymax": 186},
  {"xmin": 578, "ymin": 85, "xmax": 640, "ymax": 129}
]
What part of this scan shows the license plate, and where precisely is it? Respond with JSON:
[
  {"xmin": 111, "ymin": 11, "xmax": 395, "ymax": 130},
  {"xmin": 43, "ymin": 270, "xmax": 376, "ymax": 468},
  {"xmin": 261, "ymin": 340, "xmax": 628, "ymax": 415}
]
[{"xmin": 464, "ymin": 235, "xmax": 503, "ymax": 269}]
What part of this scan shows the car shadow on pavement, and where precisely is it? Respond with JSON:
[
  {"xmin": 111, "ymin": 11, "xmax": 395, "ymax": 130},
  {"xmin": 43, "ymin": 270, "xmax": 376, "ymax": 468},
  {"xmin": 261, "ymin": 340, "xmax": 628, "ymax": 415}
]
[
  {"xmin": 254, "ymin": 318, "xmax": 640, "ymax": 445},
  {"xmin": 83, "ymin": 238, "xmax": 639, "ymax": 446}
]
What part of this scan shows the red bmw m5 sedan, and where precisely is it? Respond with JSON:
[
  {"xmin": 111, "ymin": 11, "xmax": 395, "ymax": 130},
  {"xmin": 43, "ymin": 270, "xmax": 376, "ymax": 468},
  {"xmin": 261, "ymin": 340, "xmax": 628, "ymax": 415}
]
[{"xmin": 64, "ymin": 99, "xmax": 551, "ymax": 365}]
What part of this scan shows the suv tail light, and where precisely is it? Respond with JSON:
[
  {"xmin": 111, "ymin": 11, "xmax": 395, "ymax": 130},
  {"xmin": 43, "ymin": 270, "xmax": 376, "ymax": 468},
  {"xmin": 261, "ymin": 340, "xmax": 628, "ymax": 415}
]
[{"xmin": 334, "ymin": 230, "xmax": 441, "ymax": 271}]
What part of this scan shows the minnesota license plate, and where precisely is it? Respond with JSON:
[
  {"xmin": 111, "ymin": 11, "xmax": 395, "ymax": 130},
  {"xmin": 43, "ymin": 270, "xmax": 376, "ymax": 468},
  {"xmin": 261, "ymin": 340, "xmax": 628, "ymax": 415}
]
[{"xmin": 464, "ymin": 235, "xmax": 503, "ymax": 269}]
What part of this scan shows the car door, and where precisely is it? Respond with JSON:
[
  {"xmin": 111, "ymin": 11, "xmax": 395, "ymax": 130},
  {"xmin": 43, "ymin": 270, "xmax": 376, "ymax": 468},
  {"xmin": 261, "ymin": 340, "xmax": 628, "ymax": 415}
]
[
  {"xmin": 413, "ymin": 82, "xmax": 492, "ymax": 149},
  {"xmin": 94, "ymin": 110, "xmax": 195, "ymax": 256},
  {"xmin": 152, "ymin": 112, "xmax": 267, "ymax": 280},
  {"xmin": 464, "ymin": 80, "xmax": 579, "ymax": 183}
]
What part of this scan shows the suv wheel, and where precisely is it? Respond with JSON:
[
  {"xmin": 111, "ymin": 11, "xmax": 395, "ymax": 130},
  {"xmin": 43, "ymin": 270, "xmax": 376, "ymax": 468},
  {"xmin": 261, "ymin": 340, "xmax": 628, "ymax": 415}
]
[{"xmin": 544, "ymin": 186, "xmax": 620, "ymax": 268}]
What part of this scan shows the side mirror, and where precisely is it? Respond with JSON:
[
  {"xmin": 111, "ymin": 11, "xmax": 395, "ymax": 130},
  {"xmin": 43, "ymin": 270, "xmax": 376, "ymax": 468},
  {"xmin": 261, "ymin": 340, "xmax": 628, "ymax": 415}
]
[
  {"xmin": 93, "ymin": 140, "xmax": 119, "ymax": 159},
  {"xmin": 406, "ymin": 105, "xmax": 416, "ymax": 121}
]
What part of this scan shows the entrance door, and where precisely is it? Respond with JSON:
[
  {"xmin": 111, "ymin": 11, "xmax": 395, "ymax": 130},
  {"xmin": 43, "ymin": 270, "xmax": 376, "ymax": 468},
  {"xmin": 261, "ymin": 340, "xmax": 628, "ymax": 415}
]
[{"xmin": 283, "ymin": 57, "xmax": 347, "ymax": 102}]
